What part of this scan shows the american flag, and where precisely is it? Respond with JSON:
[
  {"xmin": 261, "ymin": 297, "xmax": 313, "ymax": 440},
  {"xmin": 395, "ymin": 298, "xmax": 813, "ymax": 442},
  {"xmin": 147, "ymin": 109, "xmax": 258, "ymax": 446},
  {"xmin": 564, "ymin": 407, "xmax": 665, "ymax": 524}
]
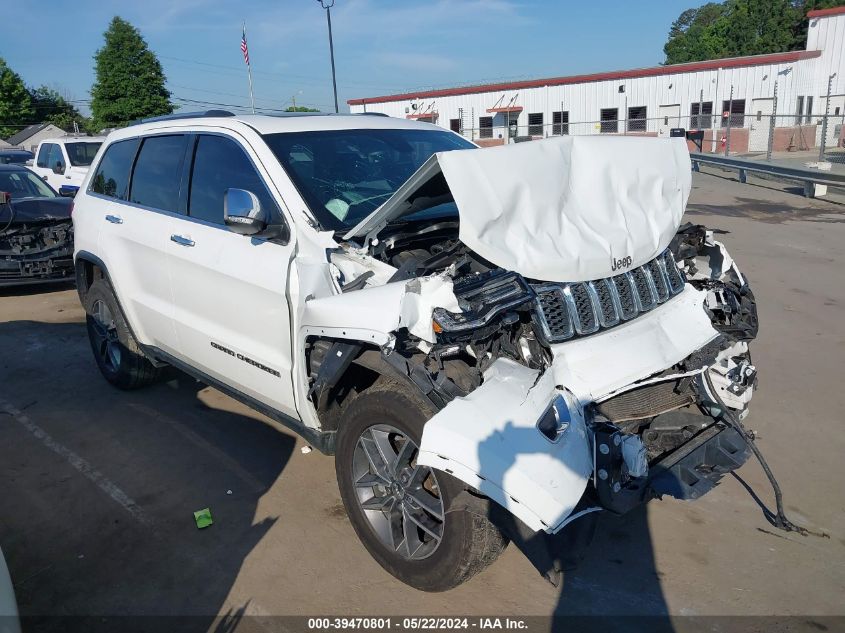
[{"xmin": 240, "ymin": 27, "xmax": 250, "ymax": 65}]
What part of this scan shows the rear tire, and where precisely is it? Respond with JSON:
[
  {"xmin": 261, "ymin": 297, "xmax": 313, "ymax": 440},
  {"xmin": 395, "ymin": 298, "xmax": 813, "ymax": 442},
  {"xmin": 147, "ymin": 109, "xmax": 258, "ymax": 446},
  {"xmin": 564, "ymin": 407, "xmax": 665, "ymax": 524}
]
[
  {"xmin": 83, "ymin": 279, "xmax": 161, "ymax": 390},
  {"xmin": 335, "ymin": 378, "xmax": 507, "ymax": 591}
]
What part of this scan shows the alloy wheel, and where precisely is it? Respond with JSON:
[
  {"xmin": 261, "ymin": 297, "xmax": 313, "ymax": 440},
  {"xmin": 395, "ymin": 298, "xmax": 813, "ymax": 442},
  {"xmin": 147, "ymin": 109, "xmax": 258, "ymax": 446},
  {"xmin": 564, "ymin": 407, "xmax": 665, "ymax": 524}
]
[{"xmin": 351, "ymin": 424, "xmax": 445, "ymax": 561}]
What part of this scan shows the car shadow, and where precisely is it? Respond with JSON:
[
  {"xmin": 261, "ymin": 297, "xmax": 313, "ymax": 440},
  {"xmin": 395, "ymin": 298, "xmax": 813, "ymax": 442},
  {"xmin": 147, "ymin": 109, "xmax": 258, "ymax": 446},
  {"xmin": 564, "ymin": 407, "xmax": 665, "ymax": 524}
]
[
  {"xmin": 0, "ymin": 319, "xmax": 295, "ymax": 633},
  {"xmin": 476, "ymin": 421, "xmax": 673, "ymax": 632}
]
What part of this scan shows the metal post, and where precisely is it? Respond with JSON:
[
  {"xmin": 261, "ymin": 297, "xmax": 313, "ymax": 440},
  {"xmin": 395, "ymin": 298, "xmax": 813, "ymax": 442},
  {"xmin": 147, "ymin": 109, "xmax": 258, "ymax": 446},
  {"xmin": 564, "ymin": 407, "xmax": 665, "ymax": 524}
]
[
  {"xmin": 317, "ymin": 1, "xmax": 339, "ymax": 113},
  {"xmin": 725, "ymin": 85, "xmax": 734, "ymax": 156},
  {"xmin": 819, "ymin": 73, "xmax": 836, "ymax": 162},
  {"xmin": 767, "ymin": 80, "xmax": 778, "ymax": 161}
]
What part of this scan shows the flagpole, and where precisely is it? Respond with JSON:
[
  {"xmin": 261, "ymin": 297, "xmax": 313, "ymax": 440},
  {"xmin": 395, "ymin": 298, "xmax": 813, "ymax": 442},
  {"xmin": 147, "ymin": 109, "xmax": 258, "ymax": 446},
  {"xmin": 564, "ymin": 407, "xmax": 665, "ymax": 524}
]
[{"xmin": 243, "ymin": 20, "xmax": 256, "ymax": 114}]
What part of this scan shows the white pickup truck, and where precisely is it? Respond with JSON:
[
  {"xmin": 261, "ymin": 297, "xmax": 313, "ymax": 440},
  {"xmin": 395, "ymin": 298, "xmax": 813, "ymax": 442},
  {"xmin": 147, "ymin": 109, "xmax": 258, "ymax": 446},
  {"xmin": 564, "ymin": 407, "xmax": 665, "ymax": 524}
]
[{"xmin": 32, "ymin": 136, "xmax": 105, "ymax": 196}]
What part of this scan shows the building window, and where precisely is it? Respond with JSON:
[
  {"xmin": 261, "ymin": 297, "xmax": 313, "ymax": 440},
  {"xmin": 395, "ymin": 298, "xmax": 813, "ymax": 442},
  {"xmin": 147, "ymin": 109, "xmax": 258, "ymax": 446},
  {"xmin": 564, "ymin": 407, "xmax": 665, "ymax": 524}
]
[
  {"xmin": 552, "ymin": 111, "xmax": 569, "ymax": 135},
  {"xmin": 805, "ymin": 96, "xmax": 813, "ymax": 124},
  {"xmin": 627, "ymin": 106, "xmax": 647, "ymax": 132},
  {"xmin": 721, "ymin": 99, "xmax": 746, "ymax": 128},
  {"xmin": 690, "ymin": 102, "xmax": 713, "ymax": 129},
  {"xmin": 600, "ymin": 108, "xmax": 618, "ymax": 133},
  {"xmin": 528, "ymin": 112, "xmax": 544, "ymax": 136},
  {"xmin": 795, "ymin": 96, "xmax": 805, "ymax": 125},
  {"xmin": 449, "ymin": 118, "xmax": 461, "ymax": 133},
  {"xmin": 479, "ymin": 116, "xmax": 493, "ymax": 139}
]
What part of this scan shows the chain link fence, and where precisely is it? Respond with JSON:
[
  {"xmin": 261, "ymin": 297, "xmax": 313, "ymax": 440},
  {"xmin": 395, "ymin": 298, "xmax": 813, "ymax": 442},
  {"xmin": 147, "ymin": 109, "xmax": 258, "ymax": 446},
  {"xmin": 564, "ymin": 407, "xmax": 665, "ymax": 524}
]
[{"xmin": 447, "ymin": 82, "xmax": 845, "ymax": 169}]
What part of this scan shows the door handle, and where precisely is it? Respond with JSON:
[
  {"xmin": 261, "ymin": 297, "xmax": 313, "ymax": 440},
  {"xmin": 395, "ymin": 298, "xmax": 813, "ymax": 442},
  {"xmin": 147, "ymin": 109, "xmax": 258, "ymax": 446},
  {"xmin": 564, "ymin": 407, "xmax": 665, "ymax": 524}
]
[
  {"xmin": 170, "ymin": 234, "xmax": 195, "ymax": 247},
  {"xmin": 105, "ymin": 214, "xmax": 123, "ymax": 224}
]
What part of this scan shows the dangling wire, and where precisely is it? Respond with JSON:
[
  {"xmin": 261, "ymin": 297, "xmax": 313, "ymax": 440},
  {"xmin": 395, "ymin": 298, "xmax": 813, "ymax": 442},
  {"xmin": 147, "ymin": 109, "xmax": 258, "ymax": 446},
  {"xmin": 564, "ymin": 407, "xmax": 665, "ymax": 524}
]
[{"xmin": 701, "ymin": 370, "xmax": 827, "ymax": 538}]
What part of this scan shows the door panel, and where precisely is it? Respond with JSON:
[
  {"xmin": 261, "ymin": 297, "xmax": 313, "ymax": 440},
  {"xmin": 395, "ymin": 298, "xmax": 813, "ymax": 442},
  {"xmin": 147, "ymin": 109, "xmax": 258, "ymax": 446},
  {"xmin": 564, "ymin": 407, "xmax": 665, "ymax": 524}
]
[
  {"xmin": 168, "ymin": 222, "xmax": 297, "ymax": 417},
  {"xmin": 89, "ymin": 136, "xmax": 181, "ymax": 353},
  {"xmin": 168, "ymin": 133, "xmax": 297, "ymax": 418},
  {"xmin": 749, "ymin": 98, "xmax": 774, "ymax": 152},
  {"xmin": 658, "ymin": 105, "xmax": 681, "ymax": 138}
]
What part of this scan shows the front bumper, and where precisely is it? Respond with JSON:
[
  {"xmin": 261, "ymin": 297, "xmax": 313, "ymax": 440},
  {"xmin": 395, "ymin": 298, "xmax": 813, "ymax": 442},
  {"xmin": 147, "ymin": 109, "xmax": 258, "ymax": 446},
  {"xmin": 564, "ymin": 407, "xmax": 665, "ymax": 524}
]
[
  {"xmin": 418, "ymin": 285, "xmax": 756, "ymax": 533},
  {"xmin": 0, "ymin": 244, "xmax": 75, "ymax": 286}
]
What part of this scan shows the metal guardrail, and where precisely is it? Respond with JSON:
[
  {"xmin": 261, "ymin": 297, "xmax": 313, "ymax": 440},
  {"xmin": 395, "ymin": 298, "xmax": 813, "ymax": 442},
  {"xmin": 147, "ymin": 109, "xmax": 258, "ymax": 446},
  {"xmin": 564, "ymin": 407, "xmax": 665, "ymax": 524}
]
[{"xmin": 690, "ymin": 153, "xmax": 845, "ymax": 198}]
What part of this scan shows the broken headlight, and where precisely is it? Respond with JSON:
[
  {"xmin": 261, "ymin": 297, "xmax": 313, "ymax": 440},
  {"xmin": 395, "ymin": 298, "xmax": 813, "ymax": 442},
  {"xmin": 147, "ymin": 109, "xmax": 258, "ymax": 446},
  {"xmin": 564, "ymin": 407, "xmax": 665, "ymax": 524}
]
[{"xmin": 432, "ymin": 270, "xmax": 533, "ymax": 333}]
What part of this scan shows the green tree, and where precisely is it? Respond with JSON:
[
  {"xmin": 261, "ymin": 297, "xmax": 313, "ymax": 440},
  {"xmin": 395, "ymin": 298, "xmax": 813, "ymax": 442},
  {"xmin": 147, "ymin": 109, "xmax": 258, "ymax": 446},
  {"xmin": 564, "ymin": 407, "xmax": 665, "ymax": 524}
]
[
  {"xmin": 90, "ymin": 16, "xmax": 172, "ymax": 130},
  {"xmin": 284, "ymin": 105, "xmax": 320, "ymax": 112},
  {"xmin": 664, "ymin": 3, "xmax": 729, "ymax": 65},
  {"xmin": 0, "ymin": 57, "xmax": 35, "ymax": 140},
  {"xmin": 30, "ymin": 86, "xmax": 92, "ymax": 133},
  {"xmin": 663, "ymin": 0, "xmax": 845, "ymax": 65}
]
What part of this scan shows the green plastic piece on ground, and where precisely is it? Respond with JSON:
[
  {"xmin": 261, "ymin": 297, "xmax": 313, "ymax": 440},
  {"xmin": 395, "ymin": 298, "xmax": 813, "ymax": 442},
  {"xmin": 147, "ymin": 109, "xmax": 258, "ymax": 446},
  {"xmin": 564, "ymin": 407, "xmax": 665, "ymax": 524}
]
[{"xmin": 194, "ymin": 507, "xmax": 213, "ymax": 529}]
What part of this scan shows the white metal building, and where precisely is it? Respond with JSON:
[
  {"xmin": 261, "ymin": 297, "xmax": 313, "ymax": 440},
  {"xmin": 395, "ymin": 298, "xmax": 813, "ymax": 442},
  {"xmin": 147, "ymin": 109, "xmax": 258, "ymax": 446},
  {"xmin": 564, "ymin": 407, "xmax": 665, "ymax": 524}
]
[{"xmin": 349, "ymin": 7, "xmax": 845, "ymax": 154}]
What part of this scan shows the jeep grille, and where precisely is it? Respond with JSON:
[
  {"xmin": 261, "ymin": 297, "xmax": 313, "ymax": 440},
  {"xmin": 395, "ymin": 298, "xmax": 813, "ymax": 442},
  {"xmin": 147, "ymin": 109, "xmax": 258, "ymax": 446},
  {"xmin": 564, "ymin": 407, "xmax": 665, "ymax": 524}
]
[{"xmin": 532, "ymin": 250, "xmax": 685, "ymax": 343}]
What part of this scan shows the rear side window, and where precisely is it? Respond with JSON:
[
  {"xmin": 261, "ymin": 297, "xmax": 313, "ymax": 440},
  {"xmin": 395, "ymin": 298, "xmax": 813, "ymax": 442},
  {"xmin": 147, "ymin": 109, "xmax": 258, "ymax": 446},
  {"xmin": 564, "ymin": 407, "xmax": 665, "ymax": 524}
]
[
  {"xmin": 188, "ymin": 134, "xmax": 278, "ymax": 225},
  {"xmin": 90, "ymin": 138, "xmax": 140, "ymax": 200},
  {"xmin": 129, "ymin": 135, "xmax": 188, "ymax": 212}
]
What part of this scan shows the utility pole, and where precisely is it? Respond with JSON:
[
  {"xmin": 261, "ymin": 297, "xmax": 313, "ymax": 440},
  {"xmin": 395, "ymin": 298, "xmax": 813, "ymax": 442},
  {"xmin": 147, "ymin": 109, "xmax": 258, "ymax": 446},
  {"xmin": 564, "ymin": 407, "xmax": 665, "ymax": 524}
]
[
  {"xmin": 819, "ymin": 73, "xmax": 837, "ymax": 162},
  {"xmin": 767, "ymin": 80, "xmax": 778, "ymax": 162},
  {"xmin": 725, "ymin": 85, "xmax": 734, "ymax": 156},
  {"xmin": 317, "ymin": 0, "xmax": 339, "ymax": 113}
]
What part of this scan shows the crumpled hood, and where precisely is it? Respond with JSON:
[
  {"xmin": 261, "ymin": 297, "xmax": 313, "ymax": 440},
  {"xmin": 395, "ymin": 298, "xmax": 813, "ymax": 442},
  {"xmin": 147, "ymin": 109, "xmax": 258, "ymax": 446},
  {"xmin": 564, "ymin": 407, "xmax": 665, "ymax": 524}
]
[
  {"xmin": 345, "ymin": 135, "xmax": 691, "ymax": 283},
  {"xmin": 1, "ymin": 197, "xmax": 73, "ymax": 225}
]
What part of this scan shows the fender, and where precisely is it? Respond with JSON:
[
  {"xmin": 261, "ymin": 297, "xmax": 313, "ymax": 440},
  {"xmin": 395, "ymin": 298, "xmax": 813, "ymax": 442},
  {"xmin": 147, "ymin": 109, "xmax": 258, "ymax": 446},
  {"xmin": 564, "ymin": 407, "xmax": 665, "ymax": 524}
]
[{"xmin": 417, "ymin": 358, "xmax": 594, "ymax": 534}]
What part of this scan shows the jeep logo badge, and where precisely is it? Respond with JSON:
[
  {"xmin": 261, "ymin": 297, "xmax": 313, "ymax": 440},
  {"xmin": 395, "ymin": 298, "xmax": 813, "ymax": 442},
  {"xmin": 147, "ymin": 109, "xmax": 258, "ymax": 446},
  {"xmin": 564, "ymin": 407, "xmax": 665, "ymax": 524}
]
[{"xmin": 611, "ymin": 255, "xmax": 633, "ymax": 272}]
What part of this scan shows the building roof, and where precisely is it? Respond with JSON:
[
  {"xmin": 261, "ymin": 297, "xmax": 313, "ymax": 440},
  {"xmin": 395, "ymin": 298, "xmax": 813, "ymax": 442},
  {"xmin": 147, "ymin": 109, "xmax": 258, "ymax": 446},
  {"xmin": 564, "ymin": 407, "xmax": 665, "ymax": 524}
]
[
  {"xmin": 4, "ymin": 123, "xmax": 58, "ymax": 146},
  {"xmin": 347, "ymin": 50, "xmax": 822, "ymax": 106},
  {"xmin": 807, "ymin": 6, "xmax": 845, "ymax": 18}
]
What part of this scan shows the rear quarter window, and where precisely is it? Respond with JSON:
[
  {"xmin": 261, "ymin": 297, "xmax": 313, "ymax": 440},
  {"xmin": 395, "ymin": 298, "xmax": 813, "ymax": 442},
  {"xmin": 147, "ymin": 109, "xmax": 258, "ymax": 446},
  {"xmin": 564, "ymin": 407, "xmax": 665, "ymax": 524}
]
[{"xmin": 90, "ymin": 138, "xmax": 140, "ymax": 200}]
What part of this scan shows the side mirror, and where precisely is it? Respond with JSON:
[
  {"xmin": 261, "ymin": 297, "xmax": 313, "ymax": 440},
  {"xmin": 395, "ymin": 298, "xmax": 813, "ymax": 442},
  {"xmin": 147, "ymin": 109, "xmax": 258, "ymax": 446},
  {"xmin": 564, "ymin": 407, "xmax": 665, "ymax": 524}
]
[
  {"xmin": 53, "ymin": 162, "xmax": 65, "ymax": 175},
  {"xmin": 224, "ymin": 188, "xmax": 266, "ymax": 236}
]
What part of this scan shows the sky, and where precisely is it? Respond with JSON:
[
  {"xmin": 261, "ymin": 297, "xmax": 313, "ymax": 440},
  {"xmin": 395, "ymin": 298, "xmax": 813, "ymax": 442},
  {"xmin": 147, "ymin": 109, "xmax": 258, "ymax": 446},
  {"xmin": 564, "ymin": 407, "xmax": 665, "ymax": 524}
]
[{"xmin": 1, "ymin": 0, "xmax": 697, "ymax": 116}]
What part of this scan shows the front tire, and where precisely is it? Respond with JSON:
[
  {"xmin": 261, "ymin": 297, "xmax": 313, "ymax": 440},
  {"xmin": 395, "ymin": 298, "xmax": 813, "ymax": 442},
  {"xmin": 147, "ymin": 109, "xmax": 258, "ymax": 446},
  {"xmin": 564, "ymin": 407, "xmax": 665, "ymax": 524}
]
[
  {"xmin": 335, "ymin": 379, "xmax": 507, "ymax": 591},
  {"xmin": 83, "ymin": 279, "xmax": 161, "ymax": 390}
]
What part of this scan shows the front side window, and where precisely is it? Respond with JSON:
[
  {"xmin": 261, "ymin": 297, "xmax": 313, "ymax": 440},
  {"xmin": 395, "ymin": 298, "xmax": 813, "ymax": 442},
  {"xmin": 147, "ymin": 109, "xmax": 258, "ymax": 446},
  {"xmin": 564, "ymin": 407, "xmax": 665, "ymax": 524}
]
[
  {"xmin": 66, "ymin": 142, "xmax": 102, "ymax": 166},
  {"xmin": 129, "ymin": 135, "xmax": 188, "ymax": 211},
  {"xmin": 0, "ymin": 169, "xmax": 57, "ymax": 199},
  {"xmin": 262, "ymin": 128, "xmax": 474, "ymax": 231},
  {"xmin": 48, "ymin": 144, "xmax": 65, "ymax": 170},
  {"xmin": 188, "ymin": 135, "xmax": 279, "ymax": 225},
  {"xmin": 36, "ymin": 143, "xmax": 52, "ymax": 168},
  {"xmin": 90, "ymin": 138, "xmax": 140, "ymax": 200}
]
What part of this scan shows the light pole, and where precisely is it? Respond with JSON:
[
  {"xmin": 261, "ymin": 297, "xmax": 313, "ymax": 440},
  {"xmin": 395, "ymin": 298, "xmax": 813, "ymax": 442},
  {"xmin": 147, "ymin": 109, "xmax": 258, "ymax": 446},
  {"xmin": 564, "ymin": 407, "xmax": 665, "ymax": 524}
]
[{"xmin": 317, "ymin": 0, "xmax": 339, "ymax": 113}]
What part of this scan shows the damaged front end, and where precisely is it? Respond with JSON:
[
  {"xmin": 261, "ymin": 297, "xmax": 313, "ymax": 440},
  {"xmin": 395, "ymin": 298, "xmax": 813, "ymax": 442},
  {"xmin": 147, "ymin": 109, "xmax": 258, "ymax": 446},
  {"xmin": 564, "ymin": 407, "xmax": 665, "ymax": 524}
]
[
  {"xmin": 297, "ymin": 136, "xmax": 767, "ymax": 575},
  {"xmin": 0, "ymin": 195, "xmax": 74, "ymax": 286}
]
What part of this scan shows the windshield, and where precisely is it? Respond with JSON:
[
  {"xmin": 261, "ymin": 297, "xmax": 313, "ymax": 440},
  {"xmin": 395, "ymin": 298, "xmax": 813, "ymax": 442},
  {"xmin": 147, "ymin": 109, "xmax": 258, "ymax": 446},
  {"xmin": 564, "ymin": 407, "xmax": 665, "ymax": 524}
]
[
  {"xmin": 0, "ymin": 169, "xmax": 58, "ymax": 199},
  {"xmin": 262, "ymin": 128, "xmax": 474, "ymax": 231},
  {"xmin": 65, "ymin": 142, "xmax": 102, "ymax": 166}
]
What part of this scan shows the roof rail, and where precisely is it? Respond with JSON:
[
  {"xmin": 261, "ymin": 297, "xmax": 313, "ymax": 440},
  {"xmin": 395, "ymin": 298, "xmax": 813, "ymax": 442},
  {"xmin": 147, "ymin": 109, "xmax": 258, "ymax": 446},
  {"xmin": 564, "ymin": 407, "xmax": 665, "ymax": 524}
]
[
  {"xmin": 129, "ymin": 110, "xmax": 235, "ymax": 126},
  {"xmin": 358, "ymin": 112, "xmax": 389, "ymax": 117}
]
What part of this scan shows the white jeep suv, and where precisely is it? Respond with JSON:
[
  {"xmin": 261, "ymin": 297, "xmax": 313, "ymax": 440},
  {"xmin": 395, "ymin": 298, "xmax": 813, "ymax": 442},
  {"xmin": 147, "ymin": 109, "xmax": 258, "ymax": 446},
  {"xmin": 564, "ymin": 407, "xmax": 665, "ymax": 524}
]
[{"xmin": 72, "ymin": 111, "xmax": 761, "ymax": 590}]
